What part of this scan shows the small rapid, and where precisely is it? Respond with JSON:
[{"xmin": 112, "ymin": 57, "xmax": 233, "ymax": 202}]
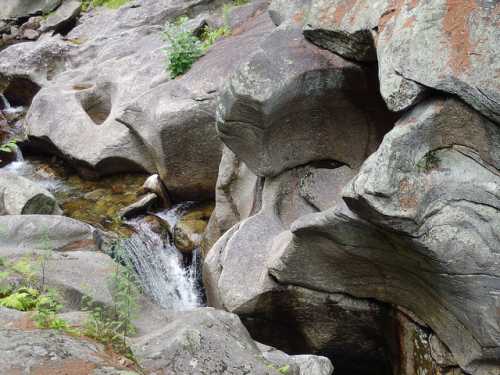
[
  {"xmin": 0, "ymin": 93, "xmax": 24, "ymax": 116},
  {"xmin": 122, "ymin": 204, "xmax": 202, "ymax": 311}
]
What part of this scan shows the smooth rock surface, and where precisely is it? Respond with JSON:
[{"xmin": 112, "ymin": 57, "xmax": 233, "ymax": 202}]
[
  {"xmin": 0, "ymin": 0, "xmax": 61, "ymax": 21},
  {"xmin": 217, "ymin": 22, "xmax": 393, "ymax": 177},
  {"xmin": 0, "ymin": 171, "xmax": 60, "ymax": 215}
]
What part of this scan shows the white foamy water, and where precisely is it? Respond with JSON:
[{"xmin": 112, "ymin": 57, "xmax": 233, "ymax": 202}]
[
  {"xmin": 3, "ymin": 159, "xmax": 67, "ymax": 193},
  {"xmin": 122, "ymin": 205, "xmax": 201, "ymax": 311},
  {"xmin": 0, "ymin": 93, "xmax": 24, "ymax": 115}
]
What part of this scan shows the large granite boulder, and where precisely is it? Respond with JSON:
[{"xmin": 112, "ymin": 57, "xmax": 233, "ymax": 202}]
[
  {"xmin": 270, "ymin": 98, "xmax": 500, "ymax": 374},
  {"xmin": 217, "ymin": 22, "xmax": 393, "ymax": 178},
  {"xmin": 117, "ymin": 9, "xmax": 274, "ymax": 200},
  {"xmin": 303, "ymin": 0, "xmax": 500, "ymax": 122},
  {"xmin": 0, "ymin": 171, "xmax": 60, "ymax": 215}
]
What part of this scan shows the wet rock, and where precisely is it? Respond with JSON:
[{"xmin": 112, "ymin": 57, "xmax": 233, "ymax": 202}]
[
  {"xmin": 174, "ymin": 202, "xmax": 214, "ymax": 254},
  {"xmin": 119, "ymin": 193, "xmax": 158, "ymax": 220},
  {"xmin": 0, "ymin": 328, "xmax": 138, "ymax": 374},
  {"xmin": 0, "ymin": 171, "xmax": 60, "ymax": 215},
  {"xmin": 140, "ymin": 174, "xmax": 171, "ymax": 208},
  {"xmin": 131, "ymin": 307, "xmax": 282, "ymax": 375},
  {"xmin": 40, "ymin": 0, "xmax": 81, "ymax": 34},
  {"xmin": 217, "ymin": 22, "xmax": 393, "ymax": 178}
]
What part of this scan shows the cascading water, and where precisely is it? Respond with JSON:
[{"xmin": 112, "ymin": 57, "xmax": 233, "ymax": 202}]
[
  {"xmin": 0, "ymin": 93, "xmax": 24, "ymax": 115},
  {"xmin": 121, "ymin": 203, "xmax": 202, "ymax": 311}
]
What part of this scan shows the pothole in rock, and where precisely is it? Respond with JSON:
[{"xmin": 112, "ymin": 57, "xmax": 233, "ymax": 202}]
[
  {"xmin": 76, "ymin": 83, "xmax": 113, "ymax": 125},
  {"xmin": 1, "ymin": 76, "xmax": 41, "ymax": 108}
]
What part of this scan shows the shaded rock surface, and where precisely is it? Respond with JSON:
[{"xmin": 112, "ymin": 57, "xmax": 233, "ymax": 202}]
[{"xmin": 0, "ymin": 0, "xmax": 61, "ymax": 21}]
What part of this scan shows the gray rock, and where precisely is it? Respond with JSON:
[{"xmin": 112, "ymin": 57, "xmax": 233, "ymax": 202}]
[
  {"xmin": 0, "ymin": 328, "xmax": 138, "ymax": 374},
  {"xmin": 119, "ymin": 193, "xmax": 158, "ymax": 220},
  {"xmin": 140, "ymin": 174, "xmax": 171, "ymax": 208},
  {"xmin": 270, "ymin": 98, "xmax": 500, "ymax": 374},
  {"xmin": 131, "ymin": 307, "xmax": 281, "ymax": 375},
  {"xmin": 377, "ymin": 0, "xmax": 500, "ymax": 121},
  {"xmin": 40, "ymin": 0, "xmax": 82, "ymax": 33},
  {"xmin": 21, "ymin": 28, "xmax": 40, "ymax": 40},
  {"xmin": 0, "ymin": 171, "xmax": 60, "ymax": 215},
  {"xmin": 0, "ymin": 0, "xmax": 62, "ymax": 21},
  {"xmin": 118, "ymin": 11, "xmax": 275, "ymax": 201},
  {"xmin": 217, "ymin": 23, "xmax": 392, "ymax": 178},
  {"xmin": 0, "ymin": 214, "xmax": 101, "ymax": 255}
]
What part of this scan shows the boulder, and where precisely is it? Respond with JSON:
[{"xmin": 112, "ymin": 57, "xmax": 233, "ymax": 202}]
[
  {"xmin": 270, "ymin": 98, "xmax": 500, "ymax": 374},
  {"xmin": 118, "ymin": 10, "xmax": 275, "ymax": 200},
  {"xmin": 119, "ymin": 192, "xmax": 159, "ymax": 220},
  {"xmin": 140, "ymin": 174, "xmax": 171, "ymax": 208},
  {"xmin": 216, "ymin": 22, "xmax": 393, "ymax": 178},
  {"xmin": 131, "ymin": 307, "xmax": 283, "ymax": 375},
  {"xmin": 0, "ymin": 171, "xmax": 60, "ymax": 215},
  {"xmin": 0, "ymin": 0, "xmax": 62, "ymax": 21},
  {"xmin": 40, "ymin": 0, "xmax": 82, "ymax": 33},
  {"xmin": 0, "ymin": 328, "xmax": 138, "ymax": 374},
  {"xmin": 1, "ymin": 0, "xmax": 223, "ymax": 180},
  {"xmin": 0, "ymin": 214, "xmax": 102, "ymax": 255}
]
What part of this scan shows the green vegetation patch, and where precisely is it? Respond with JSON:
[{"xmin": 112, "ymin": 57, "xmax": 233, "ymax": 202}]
[{"xmin": 81, "ymin": 0, "xmax": 129, "ymax": 12}]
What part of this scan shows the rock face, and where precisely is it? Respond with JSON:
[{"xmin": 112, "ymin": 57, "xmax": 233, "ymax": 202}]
[
  {"xmin": 216, "ymin": 22, "xmax": 392, "ymax": 178},
  {"xmin": 204, "ymin": 2, "xmax": 500, "ymax": 375},
  {"xmin": 118, "ymin": 8, "xmax": 275, "ymax": 200},
  {"xmin": 0, "ymin": 328, "xmax": 138, "ymax": 374},
  {"xmin": 0, "ymin": 171, "xmax": 60, "ymax": 215}
]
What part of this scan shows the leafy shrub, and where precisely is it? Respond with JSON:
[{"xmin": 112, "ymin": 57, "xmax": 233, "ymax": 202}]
[
  {"xmin": 0, "ymin": 287, "xmax": 39, "ymax": 311},
  {"xmin": 163, "ymin": 17, "xmax": 204, "ymax": 78},
  {"xmin": 200, "ymin": 25, "xmax": 230, "ymax": 50}
]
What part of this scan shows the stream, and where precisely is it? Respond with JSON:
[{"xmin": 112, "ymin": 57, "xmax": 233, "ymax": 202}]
[{"xmin": 2, "ymin": 107, "xmax": 203, "ymax": 312}]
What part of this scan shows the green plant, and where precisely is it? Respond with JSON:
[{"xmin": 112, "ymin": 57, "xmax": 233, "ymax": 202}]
[
  {"xmin": 33, "ymin": 289, "xmax": 69, "ymax": 330},
  {"xmin": 81, "ymin": 0, "xmax": 129, "ymax": 12},
  {"xmin": 0, "ymin": 287, "xmax": 39, "ymax": 311},
  {"xmin": 163, "ymin": 16, "xmax": 204, "ymax": 78},
  {"xmin": 417, "ymin": 151, "xmax": 440, "ymax": 172},
  {"xmin": 81, "ymin": 242, "xmax": 139, "ymax": 359},
  {"xmin": 200, "ymin": 25, "xmax": 230, "ymax": 50}
]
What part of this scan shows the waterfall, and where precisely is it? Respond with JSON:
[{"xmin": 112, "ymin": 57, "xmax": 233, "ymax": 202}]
[
  {"xmin": 0, "ymin": 93, "xmax": 24, "ymax": 115},
  {"xmin": 121, "ymin": 204, "xmax": 201, "ymax": 311}
]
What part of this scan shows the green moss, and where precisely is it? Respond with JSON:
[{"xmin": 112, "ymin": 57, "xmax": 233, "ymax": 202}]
[{"xmin": 81, "ymin": 0, "xmax": 129, "ymax": 12}]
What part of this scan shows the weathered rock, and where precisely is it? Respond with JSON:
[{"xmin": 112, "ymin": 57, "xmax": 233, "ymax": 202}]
[
  {"xmin": 131, "ymin": 307, "xmax": 281, "ymax": 375},
  {"xmin": 270, "ymin": 98, "xmax": 500, "ymax": 374},
  {"xmin": 217, "ymin": 23, "xmax": 393, "ymax": 178},
  {"xmin": 119, "ymin": 193, "xmax": 158, "ymax": 220},
  {"xmin": 268, "ymin": 0, "xmax": 312, "ymax": 26},
  {"xmin": 0, "ymin": 214, "xmax": 102, "ymax": 255},
  {"xmin": 0, "ymin": 0, "xmax": 62, "ymax": 21},
  {"xmin": 22, "ymin": 28, "xmax": 40, "ymax": 40},
  {"xmin": 40, "ymin": 0, "xmax": 82, "ymax": 33},
  {"xmin": 0, "ymin": 328, "xmax": 138, "ymax": 374},
  {"xmin": 303, "ymin": 0, "xmax": 388, "ymax": 61},
  {"xmin": 118, "ymin": 10, "xmax": 275, "ymax": 200},
  {"xmin": 0, "ymin": 171, "xmax": 60, "ymax": 215},
  {"xmin": 377, "ymin": 0, "xmax": 500, "ymax": 120}
]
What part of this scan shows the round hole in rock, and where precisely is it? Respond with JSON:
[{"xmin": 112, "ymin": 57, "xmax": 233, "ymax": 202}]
[{"xmin": 79, "ymin": 88, "xmax": 113, "ymax": 125}]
